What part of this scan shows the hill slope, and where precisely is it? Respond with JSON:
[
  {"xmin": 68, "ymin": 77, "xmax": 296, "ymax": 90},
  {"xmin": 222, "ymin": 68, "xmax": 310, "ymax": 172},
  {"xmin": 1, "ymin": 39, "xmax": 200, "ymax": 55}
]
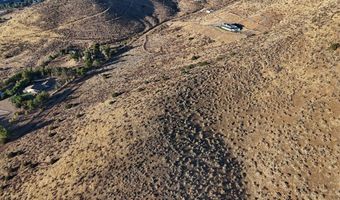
[
  {"xmin": 0, "ymin": 0, "xmax": 178, "ymax": 70},
  {"xmin": 0, "ymin": 0, "xmax": 339, "ymax": 199}
]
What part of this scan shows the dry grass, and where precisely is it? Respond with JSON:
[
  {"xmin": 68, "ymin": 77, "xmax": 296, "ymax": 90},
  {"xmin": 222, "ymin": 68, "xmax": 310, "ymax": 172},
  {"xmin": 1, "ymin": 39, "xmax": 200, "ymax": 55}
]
[{"xmin": 0, "ymin": 0, "xmax": 339, "ymax": 199}]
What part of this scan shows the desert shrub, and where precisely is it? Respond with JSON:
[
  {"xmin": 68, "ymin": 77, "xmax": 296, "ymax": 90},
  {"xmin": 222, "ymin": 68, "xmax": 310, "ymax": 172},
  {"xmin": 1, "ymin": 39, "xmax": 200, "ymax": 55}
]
[
  {"xmin": 181, "ymin": 68, "xmax": 190, "ymax": 74},
  {"xmin": 102, "ymin": 73, "xmax": 111, "ymax": 79},
  {"xmin": 93, "ymin": 43, "xmax": 101, "ymax": 56},
  {"xmin": 84, "ymin": 57, "xmax": 93, "ymax": 68},
  {"xmin": 101, "ymin": 45, "xmax": 112, "ymax": 60},
  {"xmin": 162, "ymin": 75, "xmax": 171, "ymax": 81},
  {"xmin": 93, "ymin": 59, "xmax": 102, "ymax": 67},
  {"xmin": 4, "ymin": 72, "xmax": 23, "ymax": 85},
  {"xmin": 0, "ymin": 125, "xmax": 9, "ymax": 144},
  {"xmin": 48, "ymin": 53, "xmax": 59, "ymax": 61},
  {"xmin": 76, "ymin": 67, "xmax": 87, "ymax": 76},
  {"xmin": 89, "ymin": 43, "xmax": 106, "ymax": 62},
  {"xmin": 0, "ymin": 91, "xmax": 9, "ymax": 100},
  {"xmin": 112, "ymin": 91, "xmax": 124, "ymax": 98},
  {"xmin": 137, "ymin": 87, "xmax": 145, "ymax": 92},
  {"xmin": 197, "ymin": 61, "xmax": 210, "ymax": 66},
  {"xmin": 69, "ymin": 51, "xmax": 81, "ymax": 61},
  {"xmin": 22, "ymin": 70, "xmax": 33, "ymax": 80},
  {"xmin": 330, "ymin": 43, "xmax": 340, "ymax": 51},
  {"xmin": 60, "ymin": 49, "xmax": 67, "ymax": 55},
  {"xmin": 216, "ymin": 55, "xmax": 224, "ymax": 61},
  {"xmin": 26, "ymin": 99, "xmax": 35, "ymax": 110},
  {"xmin": 187, "ymin": 64, "xmax": 196, "ymax": 69},
  {"xmin": 191, "ymin": 55, "xmax": 200, "ymax": 60},
  {"xmin": 181, "ymin": 61, "xmax": 210, "ymax": 74},
  {"xmin": 9, "ymin": 112, "xmax": 19, "ymax": 123},
  {"xmin": 3, "ymin": 90, "xmax": 12, "ymax": 98},
  {"xmin": 40, "ymin": 53, "xmax": 59, "ymax": 67},
  {"xmin": 76, "ymin": 113, "xmax": 84, "ymax": 118},
  {"xmin": 83, "ymin": 50, "xmax": 92, "ymax": 61},
  {"xmin": 65, "ymin": 103, "xmax": 74, "ymax": 109},
  {"xmin": 33, "ymin": 92, "xmax": 49, "ymax": 107},
  {"xmin": 10, "ymin": 95, "xmax": 22, "ymax": 108}
]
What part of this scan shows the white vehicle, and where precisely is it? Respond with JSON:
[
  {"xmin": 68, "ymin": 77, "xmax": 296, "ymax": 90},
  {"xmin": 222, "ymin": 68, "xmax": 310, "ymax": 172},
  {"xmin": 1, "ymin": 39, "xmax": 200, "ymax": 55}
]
[{"xmin": 219, "ymin": 23, "xmax": 243, "ymax": 32}]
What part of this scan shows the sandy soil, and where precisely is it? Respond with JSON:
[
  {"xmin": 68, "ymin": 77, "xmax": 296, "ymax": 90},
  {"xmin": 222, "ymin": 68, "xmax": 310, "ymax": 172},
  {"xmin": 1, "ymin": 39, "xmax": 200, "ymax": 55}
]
[{"xmin": 0, "ymin": 0, "xmax": 339, "ymax": 199}]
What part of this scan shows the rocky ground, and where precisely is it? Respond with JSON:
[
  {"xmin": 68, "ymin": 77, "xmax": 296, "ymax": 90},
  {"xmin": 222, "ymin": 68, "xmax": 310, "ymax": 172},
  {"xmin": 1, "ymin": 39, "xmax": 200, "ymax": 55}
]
[{"xmin": 0, "ymin": 0, "xmax": 339, "ymax": 199}]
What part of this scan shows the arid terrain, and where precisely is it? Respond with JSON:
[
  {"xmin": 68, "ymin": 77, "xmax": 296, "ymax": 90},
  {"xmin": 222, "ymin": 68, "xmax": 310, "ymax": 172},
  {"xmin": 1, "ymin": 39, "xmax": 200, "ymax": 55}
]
[{"xmin": 0, "ymin": 0, "xmax": 339, "ymax": 199}]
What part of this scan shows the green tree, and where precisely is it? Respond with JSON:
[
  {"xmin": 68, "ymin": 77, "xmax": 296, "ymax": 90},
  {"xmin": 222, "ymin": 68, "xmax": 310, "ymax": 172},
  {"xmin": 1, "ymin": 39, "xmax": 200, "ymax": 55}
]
[
  {"xmin": 33, "ymin": 92, "xmax": 49, "ymax": 107},
  {"xmin": 26, "ymin": 99, "xmax": 35, "ymax": 110},
  {"xmin": 85, "ymin": 59, "xmax": 93, "ymax": 68},
  {"xmin": 22, "ymin": 70, "xmax": 33, "ymax": 81},
  {"xmin": 83, "ymin": 50, "xmax": 92, "ymax": 62},
  {"xmin": 93, "ymin": 43, "xmax": 101, "ymax": 56},
  {"xmin": 76, "ymin": 67, "xmax": 87, "ymax": 76},
  {"xmin": 93, "ymin": 59, "xmax": 101, "ymax": 67},
  {"xmin": 101, "ymin": 45, "xmax": 112, "ymax": 60},
  {"xmin": 70, "ymin": 51, "xmax": 81, "ymax": 61},
  {"xmin": 10, "ymin": 95, "xmax": 24, "ymax": 108}
]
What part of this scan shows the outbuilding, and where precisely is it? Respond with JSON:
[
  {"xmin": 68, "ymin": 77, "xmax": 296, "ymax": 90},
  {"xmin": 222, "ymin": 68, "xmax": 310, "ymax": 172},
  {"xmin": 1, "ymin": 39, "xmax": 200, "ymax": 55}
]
[
  {"xmin": 23, "ymin": 78, "xmax": 56, "ymax": 94},
  {"xmin": 219, "ymin": 23, "xmax": 244, "ymax": 32},
  {"xmin": 23, "ymin": 85, "xmax": 40, "ymax": 94}
]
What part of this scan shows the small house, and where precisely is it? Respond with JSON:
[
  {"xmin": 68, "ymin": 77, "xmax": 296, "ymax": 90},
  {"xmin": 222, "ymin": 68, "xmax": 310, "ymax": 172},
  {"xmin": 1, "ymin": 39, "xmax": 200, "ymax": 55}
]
[
  {"xmin": 219, "ymin": 23, "xmax": 243, "ymax": 32},
  {"xmin": 23, "ymin": 78, "xmax": 55, "ymax": 94},
  {"xmin": 23, "ymin": 85, "xmax": 39, "ymax": 94}
]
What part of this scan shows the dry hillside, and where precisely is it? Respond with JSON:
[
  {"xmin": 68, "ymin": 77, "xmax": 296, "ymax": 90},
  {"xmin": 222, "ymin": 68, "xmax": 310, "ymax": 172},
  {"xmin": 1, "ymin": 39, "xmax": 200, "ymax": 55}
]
[
  {"xmin": 0, "ymin": 0, "xmax": 339, "ymax": 199},
  {"xmin": 0, "ymin": 0, "xmax": 178, "ymax": 72}
]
